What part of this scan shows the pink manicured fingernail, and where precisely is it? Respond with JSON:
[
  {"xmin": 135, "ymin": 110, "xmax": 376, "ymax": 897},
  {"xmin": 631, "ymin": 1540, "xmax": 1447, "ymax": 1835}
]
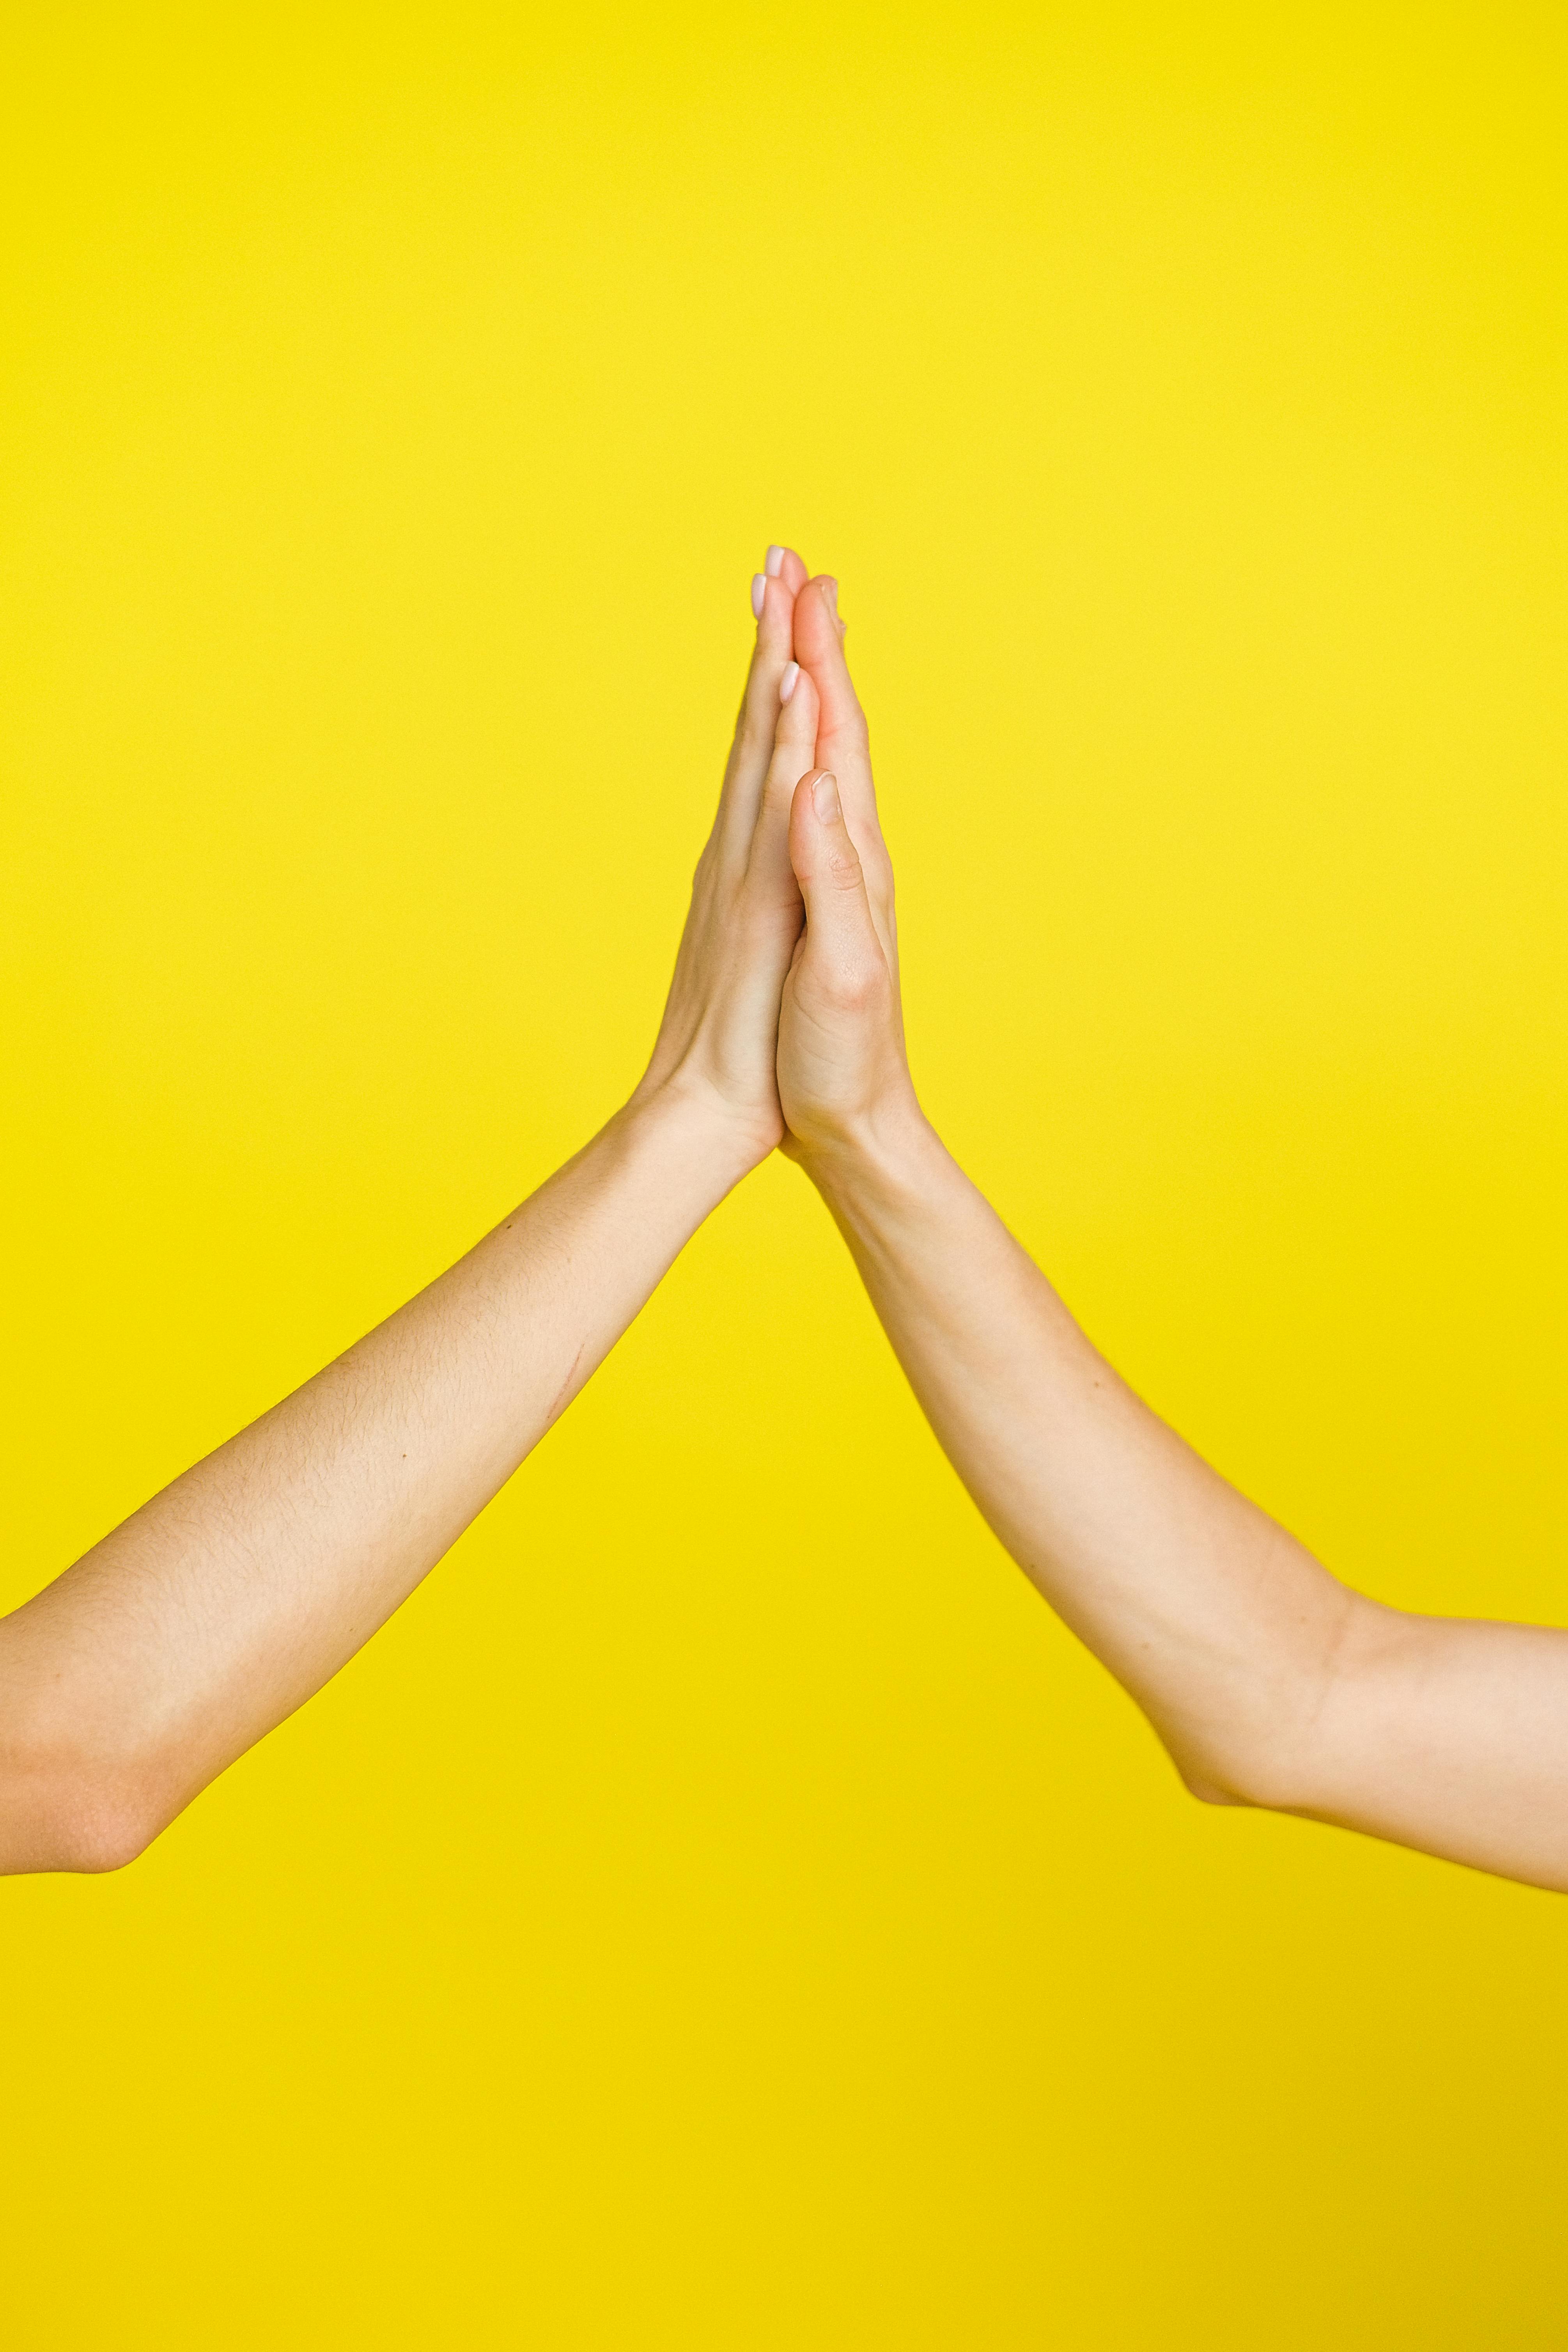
[
  {"xmin": 779, "ymin": 661, "xmax": 800, "ymax": 704},
  {"xmin": 812, "ymin": 771, "xmax": 840, "ymax": 821},
  {"xmin": 765, "ymin": 545, "xmax": 785, "ymax": 577},
  {"xmin": 751, "ymin": 573, "xmax": 767, "ymax": 619}
]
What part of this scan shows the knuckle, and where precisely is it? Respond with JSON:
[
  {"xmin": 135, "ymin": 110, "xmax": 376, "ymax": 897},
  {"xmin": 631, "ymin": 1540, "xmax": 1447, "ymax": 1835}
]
[{"xmin": 823, "ymin": 949, "xmax": 884, "ymax": 1015}]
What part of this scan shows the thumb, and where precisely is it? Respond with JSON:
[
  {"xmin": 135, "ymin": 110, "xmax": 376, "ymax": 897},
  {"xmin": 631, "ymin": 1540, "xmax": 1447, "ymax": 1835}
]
[{"xmin": 787, "ymin": 769, "xmax": 884, "ymax": 980}]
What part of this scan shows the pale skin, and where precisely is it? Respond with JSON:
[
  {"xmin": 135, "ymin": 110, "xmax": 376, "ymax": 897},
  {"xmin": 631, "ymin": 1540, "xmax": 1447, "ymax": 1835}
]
[
  {"xmin": 778, "ymin": 572, "xmax": 1568, "ymax": 1897},
  {"xmin": 6, "ymin": 562, "xmax": 1565, "ymax": 1894},
  {"xmin": 0, "ymin": 544, "xmax": 823, "ymax": 1875}
]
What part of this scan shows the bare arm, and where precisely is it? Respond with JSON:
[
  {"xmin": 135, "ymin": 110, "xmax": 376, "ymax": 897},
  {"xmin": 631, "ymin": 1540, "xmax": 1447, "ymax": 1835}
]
[
  {"xmin": 773, "ymin": 573, "xmax": 1568, "ymax": 1895},
  {"xmin": 0, "ymin": 545, "xmax": 820, "ymax": 1875}
]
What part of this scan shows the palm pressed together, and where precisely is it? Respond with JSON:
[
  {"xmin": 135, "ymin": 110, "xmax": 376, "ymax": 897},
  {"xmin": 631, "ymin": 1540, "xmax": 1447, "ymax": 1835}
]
[{"xmin": 3, "ymin": 549, "xmax": 1565, "ymax": 1892}]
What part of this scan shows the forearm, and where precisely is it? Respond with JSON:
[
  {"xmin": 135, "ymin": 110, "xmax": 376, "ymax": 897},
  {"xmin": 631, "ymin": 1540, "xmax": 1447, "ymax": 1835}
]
[
  {"xmin": 0, "ymin": 1085, "xmax": 746, "ymax": 1873},
  {"xmin": 806, "ymin": 1110, "xmax": 1357, "ymax": 1802},
  {"xmin": 776, "ymin": 584, "xmax": 1355, "ymax": 1811},
  {"xmin": 778, "ymin": 570, "xmax": 1568, "ymax": 1890},
  {"xmin": 810, "ymin": 1115, "xmax": 1568, "ymax": 1889}
]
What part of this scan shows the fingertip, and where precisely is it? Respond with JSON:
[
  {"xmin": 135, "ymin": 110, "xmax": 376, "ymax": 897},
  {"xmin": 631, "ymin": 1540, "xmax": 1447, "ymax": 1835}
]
[
  {"xmin": 793, "ymin": 574, "xmax": 843, "ymax": 659},
  {"xmin": 819, "ymin": 577, "xmax": 848, "ymax": 645},
  {"xmin": 754, "ymin": 569, "xmax": 800, "ymax": 653},
  {"xmin": 778, "ymin": 660, "xmax": 818, "ymax": 737},
  {"xmin": 785, "ymin": 766, "xmax": 843, "ymax": 889},
  {"xmin": 787, "ymin": 764, "xmax": 830, "ymax": 820},
  {"xmin": 786, "ymin": 763, "xmax": 820, "ymax": 851}
]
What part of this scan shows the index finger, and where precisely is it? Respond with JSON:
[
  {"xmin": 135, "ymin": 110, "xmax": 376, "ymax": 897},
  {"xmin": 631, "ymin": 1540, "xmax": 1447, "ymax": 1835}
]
[
  {"xmin": 712, "ymin": 546, "xmax": 811, "ymax": 863},
  {"xmin": 790, "ymin": 574, "xmax": 881, "ymax": 848},
  {"xmin": 791, "ymin": 572, "xmax": 899, "ymax": 972}
]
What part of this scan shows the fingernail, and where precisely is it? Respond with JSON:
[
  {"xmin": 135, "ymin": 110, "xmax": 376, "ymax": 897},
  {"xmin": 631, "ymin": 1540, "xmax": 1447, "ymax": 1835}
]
[
  {"xmin": 751, "ymin": 573, "xmax": 767, "ymax": 619},
  {"xmin": 765, "ymin": 545, "xmax": 785, "ymax": 577},
  {"xmin": 812, "ymin": 772, "xmax": 840, "ymax": 821},
  {"xmin": 819, "ymin": 576, "xmax": 838, "ymax": 617},
  {"xmin": 779, "ymin": 661, "xmax": 800, "ymax": 704}
]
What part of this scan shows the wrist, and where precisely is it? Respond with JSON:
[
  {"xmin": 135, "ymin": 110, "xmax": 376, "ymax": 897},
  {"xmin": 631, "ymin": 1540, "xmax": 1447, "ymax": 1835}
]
[
  {"xmin": 785, "ymin": 1084, "xmax": 941, "ymax": 1210},
  {"xmin": 620, "ymin": 1070, "xmax": 779, "ymax": 1196}
]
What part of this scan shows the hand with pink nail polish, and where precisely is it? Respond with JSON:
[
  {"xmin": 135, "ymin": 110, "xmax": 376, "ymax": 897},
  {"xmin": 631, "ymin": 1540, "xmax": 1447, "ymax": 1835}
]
[
  {"xmin": 631, "ymin": 546, "xmax": 820, "ymax": 1171},
  {"xmin": 0, "ymin": 542, "xmax": 827, "ymax": 1877}
]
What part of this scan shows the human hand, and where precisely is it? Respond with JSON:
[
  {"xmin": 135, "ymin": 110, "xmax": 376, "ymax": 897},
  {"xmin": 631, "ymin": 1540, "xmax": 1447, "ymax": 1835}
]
[
  {"xmin": 776, "ymin": 575, "xmax": 922, "ymax": 1177},
  {"xmin": 633, "ymin": 546, "xmax": 822, "ymax": 1170}
]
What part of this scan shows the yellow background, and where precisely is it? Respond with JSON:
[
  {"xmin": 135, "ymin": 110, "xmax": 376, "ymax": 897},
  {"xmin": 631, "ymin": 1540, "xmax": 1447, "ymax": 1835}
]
[{"xmin": 4, "ymin": 5, "xmax": 1567, "ymax": 2343}]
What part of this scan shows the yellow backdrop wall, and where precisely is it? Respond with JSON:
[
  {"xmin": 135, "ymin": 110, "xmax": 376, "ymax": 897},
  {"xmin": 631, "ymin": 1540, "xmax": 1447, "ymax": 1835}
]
[{"xmin": 4, "ymin": 5, "xmax": 1566, "ymax": 2345}]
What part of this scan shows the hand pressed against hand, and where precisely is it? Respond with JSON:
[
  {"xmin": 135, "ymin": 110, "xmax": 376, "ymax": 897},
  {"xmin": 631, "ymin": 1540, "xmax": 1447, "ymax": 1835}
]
[
  {"xmin": 777, "ymin": 575, "xmax": 921, "ymax": 1172},
  {"xmin": 634, "ymin": 546, "xmax": 821, "ymax": 1168}
]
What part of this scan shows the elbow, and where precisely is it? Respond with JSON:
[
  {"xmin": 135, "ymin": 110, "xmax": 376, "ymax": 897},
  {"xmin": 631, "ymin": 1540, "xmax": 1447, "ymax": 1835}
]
[
  {"xmin": 4, "ymin": 1777, "xmax": 161, "ymax": 1877},
  {"xmin": 1, "ymin": 1629, "xmax": 174, "ymax": 1873},
  {"xmin": 1177, "ymin": 1765, "xmax": 1256, "ymax": 1808},
  {"xmin": 1162, "ymin": 1590, "xmax": 1368, "ymax": 1820},
  {"xmin": 43, "ymin": 1782, "xmax": 160, "ymax": 1874},
  {"xmin": 1165, "ymin": 1707, "xmax": 1336, "ymax": 1819},
  {"xmin": 2, "ymin": 1738, "xmax": 165, "ymax": 1876},
  {"xmin": 1161, "ymin": 1694, "xmax": 1339, "ymax": 1817}
]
